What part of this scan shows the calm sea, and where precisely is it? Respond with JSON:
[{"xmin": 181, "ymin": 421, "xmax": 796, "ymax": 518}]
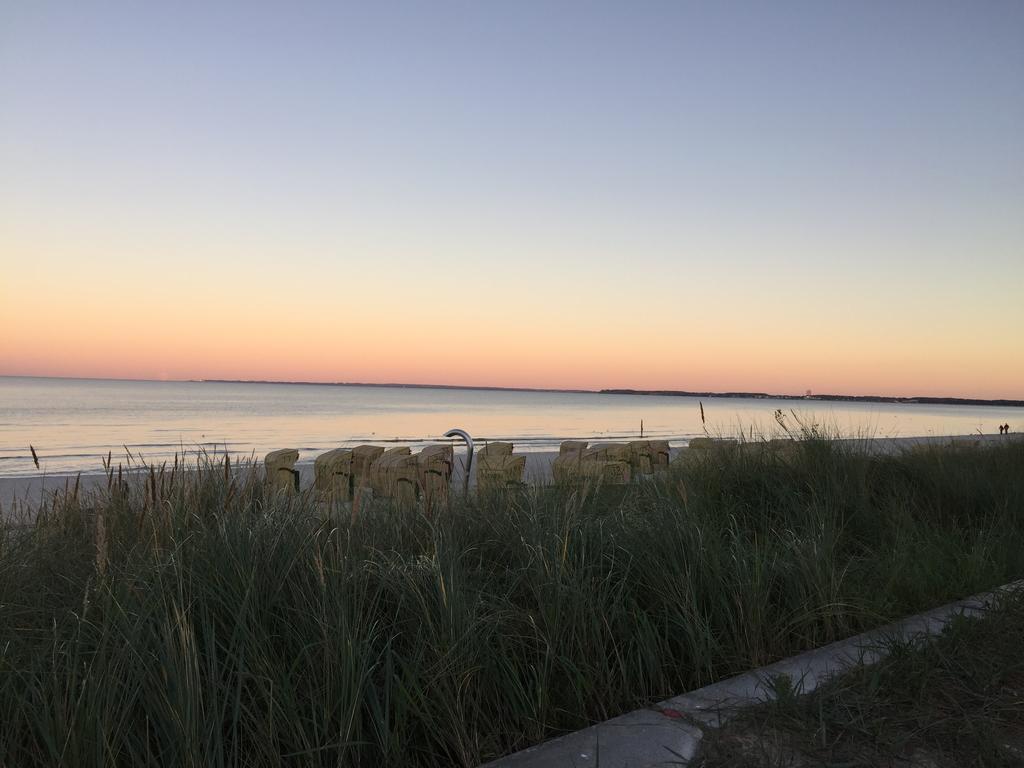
[{"xmin": 0, "ymin": 376, "xmax": 1018, "ymax": 477}]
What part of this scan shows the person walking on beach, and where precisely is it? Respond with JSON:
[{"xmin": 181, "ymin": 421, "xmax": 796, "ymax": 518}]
[{"xmin": 999, "ymin": 425, "xmax": 1005, "ymax": 434}]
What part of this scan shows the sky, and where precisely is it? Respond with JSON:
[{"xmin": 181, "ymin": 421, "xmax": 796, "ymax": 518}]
[{"xmin": 1, "ymin": 1, "xmax": 1022, "ymax": 398}]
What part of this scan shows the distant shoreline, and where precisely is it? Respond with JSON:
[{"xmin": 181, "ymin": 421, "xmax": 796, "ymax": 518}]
[
  {"xmin": 197, "ymin": 379, "xmax": 593, "ymax": 395},
  {"xmin": 600, "ymin": 389, "xmax": 1024, "ymax": 408},
  {"xmin": 2, "ymin": 375, "xmax": 1022, "ymax": 408},
  {"xmin": 202, "ymin": 380, "xmax": 1024, "ymax": 408}
]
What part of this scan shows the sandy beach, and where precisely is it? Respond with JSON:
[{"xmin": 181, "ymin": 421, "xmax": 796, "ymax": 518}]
[{"xmin": 3, "ymin": 433, "xmax": 1019, "ymax": 516}]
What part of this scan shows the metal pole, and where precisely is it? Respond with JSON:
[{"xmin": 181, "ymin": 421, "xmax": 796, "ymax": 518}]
[{"xmin": 444, "ymin": 428, "xmax": 474, "ymax": 495}]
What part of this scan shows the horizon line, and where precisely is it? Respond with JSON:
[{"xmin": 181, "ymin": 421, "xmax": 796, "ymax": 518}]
[{"xmin": 2, "ymin": 373, "xmax": 1022, "ymax": 407}]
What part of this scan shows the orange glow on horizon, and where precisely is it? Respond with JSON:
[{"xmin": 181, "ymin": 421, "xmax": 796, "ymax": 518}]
[{"xmin": 3, "ymin": 271, "xmax": 1022, "ymax": 400}]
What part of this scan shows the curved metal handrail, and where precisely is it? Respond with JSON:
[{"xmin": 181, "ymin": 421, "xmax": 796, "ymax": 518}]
[{"xmin": 444, "ymin": 428, "xmax": 474, "ymax": 495}]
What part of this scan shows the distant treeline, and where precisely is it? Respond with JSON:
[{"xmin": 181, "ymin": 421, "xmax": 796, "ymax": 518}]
[
  {"xmin": 600, "ymin": 390, "xmax": 1024, "ymax": 408},
  {"xmin": 197, "ymin": 378, "xmax": 1022, "ymax": 408},
  {"xmin": 199, "ymin": 379, "xmax": 591, "ymax": 394}
]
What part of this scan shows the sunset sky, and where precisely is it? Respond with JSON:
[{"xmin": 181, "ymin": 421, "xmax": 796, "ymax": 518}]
[{"xmin": 2, "ymin": 2, "xmax": 1022, "ymax": 398}]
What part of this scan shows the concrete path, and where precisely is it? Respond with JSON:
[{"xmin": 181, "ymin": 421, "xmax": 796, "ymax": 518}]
[{"xmin": 482, "ymin": 580, "xmax": 1023, "ymax": 767}]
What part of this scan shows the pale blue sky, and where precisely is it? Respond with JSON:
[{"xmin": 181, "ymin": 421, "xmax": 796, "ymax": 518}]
[{"xmin": 2, "ymin": 1, "xmax": 1023, "ymax": 395}]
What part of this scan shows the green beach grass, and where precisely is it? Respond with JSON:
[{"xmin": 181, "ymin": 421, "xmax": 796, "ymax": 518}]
[
  {"xmin": 694, "ymin": 590, "xmax": 1024, "ymax": 767},
  {"xmin": 1, "ymin": 435, "xmax": 1022, "ymax": 766}
]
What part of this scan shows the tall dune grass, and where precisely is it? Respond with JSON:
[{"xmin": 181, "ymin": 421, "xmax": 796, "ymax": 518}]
[{"xmin": 1, "ymin": 435, "xmax": 1022, "ymax": 766}]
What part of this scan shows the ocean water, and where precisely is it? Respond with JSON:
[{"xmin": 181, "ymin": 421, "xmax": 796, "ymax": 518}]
[{"xmin": 0, "ymin": 376, "xmax": 1019, "ymax": 477}]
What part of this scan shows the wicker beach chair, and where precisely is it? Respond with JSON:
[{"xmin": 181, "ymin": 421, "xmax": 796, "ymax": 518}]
[
  {"xmin": 369, "ymin": 447, "xmax": 418, "ymax": 507},
  {"xmin": 476, "ymin": 442, "xmax": 526, "ymax": 491},
  {"xmin": 626, "ymin": 439, "xmax": 670, "ymax": 474},
  {"xmin": 417, "ymin": 444, "xmax": 454, "ymax": 505},
  {"xmin": 314, "ymin": 447, "xmax": 353, "ymax": 501},
  {"xmin": 351, "ymin": 445, "xmax": 385, "ymax": 494},
  {"xmin": 265, "ymin": 448, "xmax": 300, "ymax": 493},
  {"xmin": 552, "ymin": 441, "xmax": 587, "ymax": 483}
]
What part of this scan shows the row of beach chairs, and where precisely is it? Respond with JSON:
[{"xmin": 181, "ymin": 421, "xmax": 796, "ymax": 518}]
[
  {"xmin": 262, "ymin": 438, "xmax": 686, "ymax": 504},
  {"xmin": 550, "ymin": 439, "xmax": 670, "ymax": 483},
  {"xmin": 551, "ymin": 437, "xmax": 805, "ymax": 480},
  {"xmin": 264, "ymin": 441, "xmax": 532, "ymax": 505},
  {"xmin": 265, "ymin": 444, "xmax": 456, "ymax": 506}
]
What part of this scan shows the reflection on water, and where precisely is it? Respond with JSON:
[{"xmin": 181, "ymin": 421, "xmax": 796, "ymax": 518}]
[{"xmin": 0, "ymin": 376, "xmax": 1017, "ymax": 477}]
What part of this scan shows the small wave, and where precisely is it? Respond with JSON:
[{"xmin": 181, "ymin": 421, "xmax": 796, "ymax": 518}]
[{"xmin": 0, "ymin": 451, "xmax": 118, "ymax": 461}]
